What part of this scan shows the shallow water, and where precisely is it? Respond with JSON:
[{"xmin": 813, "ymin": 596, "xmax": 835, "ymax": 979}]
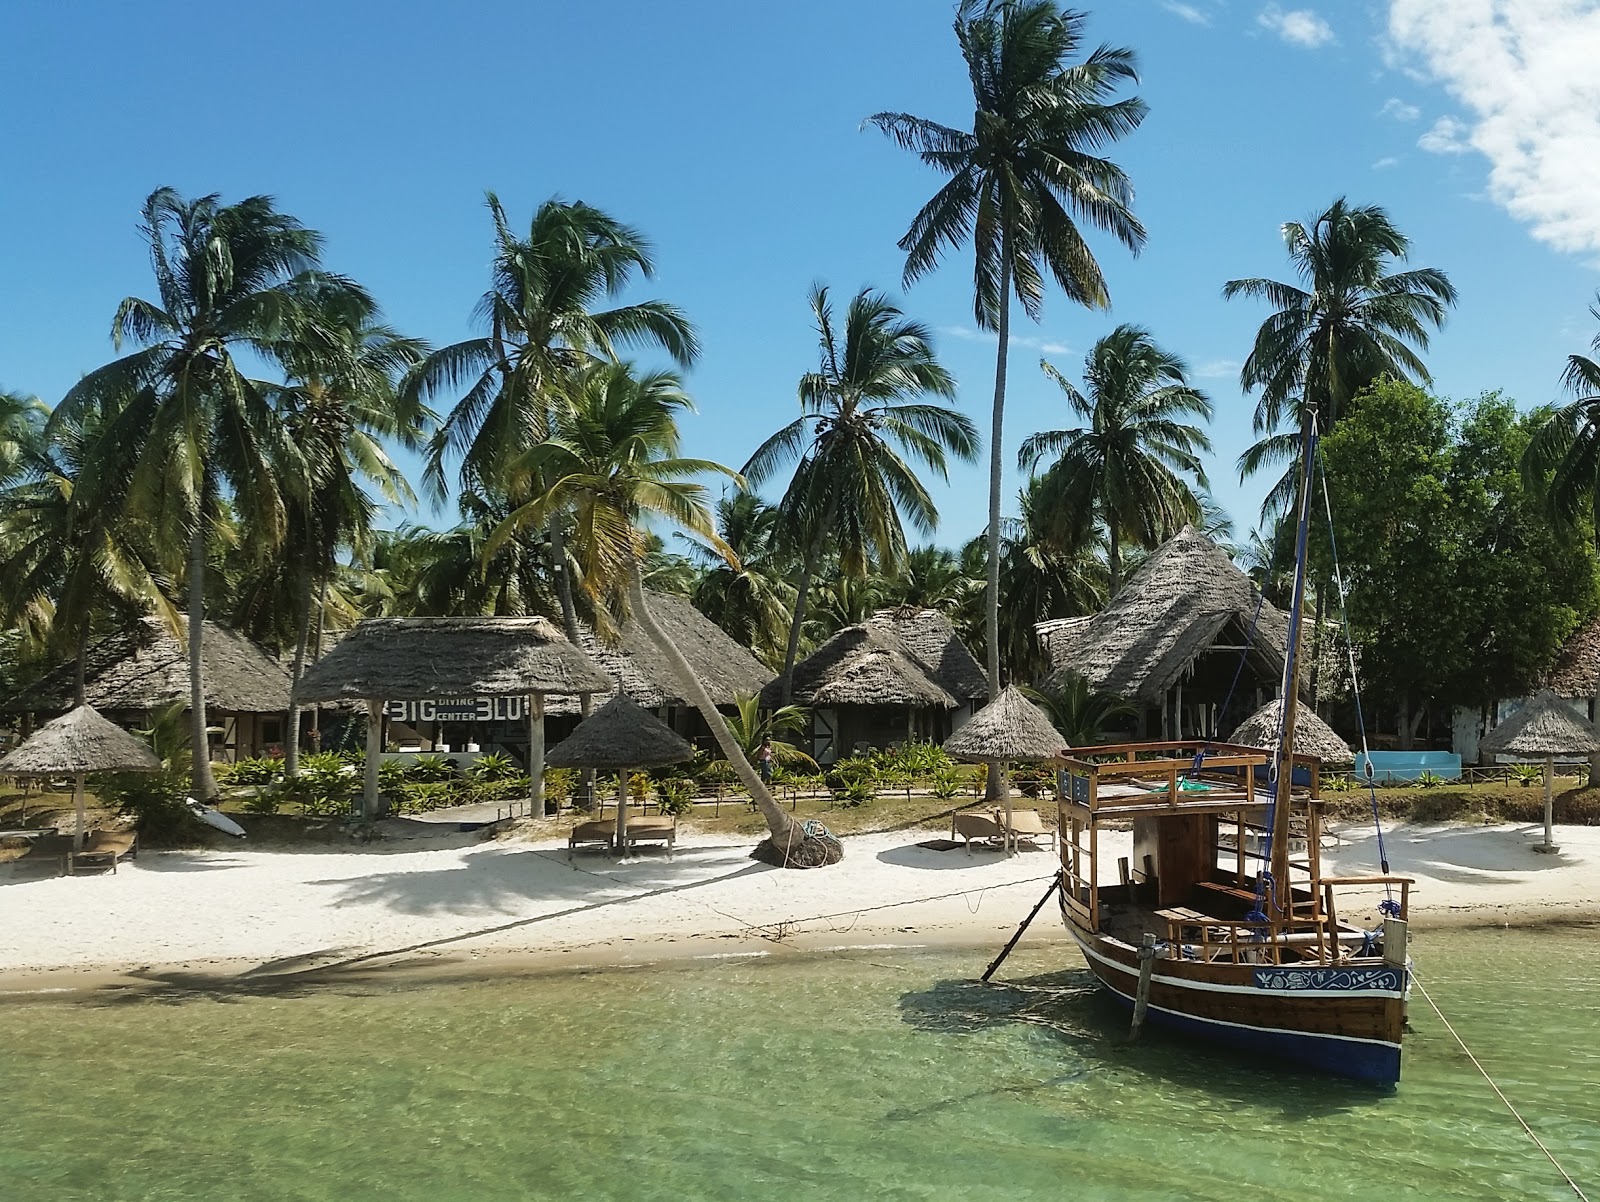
[{"xmin": 1, "ymin": 927, "xmax": 1596, "ymax": 1201}]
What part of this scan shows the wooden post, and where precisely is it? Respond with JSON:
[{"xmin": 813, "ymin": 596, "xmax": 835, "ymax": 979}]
[
  {"xmin": 528, "ymin": 694, "xmax": 545, "ymax": 817},
  {"xmin": 613, "ymin": 768, "xmax": 629, "ymax": 852},
  {"xmin": 72, "ymin": 771, "xmax": 86, "ymax": 852},
  {"xmin": 1130, "ymin": 932, "xmax": 1157, "ymax": 1039},
  {"xmin": 1175, "ymin": 679, "xmax": 1184, "ymax": 742},
  {"xmin": 1535, "ymin": 756, "xmax": 1559, "ymax": 853},
  {"xmin": 364, "ymin": 698, "xmax": 383, "ymax": 821},
  {"xmin": 1382, "ymin": 917, "xmax": 1408, "ymax": 967}
]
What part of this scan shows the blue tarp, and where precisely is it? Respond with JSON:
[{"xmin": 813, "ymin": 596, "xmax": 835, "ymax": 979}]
[{"xmin": 1353, "ymin": 751, "xmax": 1461, "ymax": 783}]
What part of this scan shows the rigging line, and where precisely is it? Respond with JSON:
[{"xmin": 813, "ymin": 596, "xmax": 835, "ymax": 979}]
[
  {"xmin": 1412, "ymin": 972, "xmax": 1591, "ymax": 1202},
  {"xmin": 1188, "ymin": 586, "xmax": 1268, "ymax": 779},
  {"xmin": 741, "ymin": 875, "xmax": 1061, "ymax": 938}
]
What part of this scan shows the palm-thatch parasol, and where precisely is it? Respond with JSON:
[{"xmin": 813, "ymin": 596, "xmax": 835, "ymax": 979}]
[
  {"xmin": 0, "ymin": 705, "xmax": 161, "ymax": 850},
  {"xmin": 943, "ymin": 686, "xmax": 1069, "ymax": 854},
  {"xmin": 296, "ymin": 616, "xmax": 612, "ymax": 820},
  {"xmin": 1228, "ymin": 699, "xmax": 1355, "ymax": 768},
  {"xmin": 1479, "ymin": 690, "xmax": 1600, "ymax": 853},
  {"xmin": 546, "ymin": 694, "xmax": 694, "ymax": 849}
]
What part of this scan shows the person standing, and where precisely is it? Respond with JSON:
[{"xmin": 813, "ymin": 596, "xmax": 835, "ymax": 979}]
[{"xmin": 757, "ymin": 737, "xmax": 774, "ymax": 786}]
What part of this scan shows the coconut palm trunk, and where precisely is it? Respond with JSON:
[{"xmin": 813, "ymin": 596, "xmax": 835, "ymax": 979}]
[
  {"xmin": 984, "ymin": 254, "xmax": 1013, "ymax": 801},
  {"xmin": 627, "ymin": 561, "xmax": 823, "ymax": 862},
  {"xmin": 187, "ymin": 520, "xmax": 219, "ymax": 799},
  {"xmin": 779, "ymin": 552, "xmax": 816, "ymax": 705},
  {"xmin": 285, "ymin": 573, "xmax": 314, "ymax": 776},
  {"xmin": 549, "ymin": 518, "xmax": 596, "ymax": 809}
]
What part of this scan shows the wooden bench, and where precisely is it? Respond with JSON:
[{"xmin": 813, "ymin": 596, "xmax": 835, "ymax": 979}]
[
  {"xmin": 1154, "ymin": 905, "xmax": 1228, "ymax": 948},
  {"xmin": 623, "ymin": 816, "xmax": 677, "ymax": 858},
  {"xmin": 568, "ymin": 820, "xmax": 615, "ymax": 859},
  {"xmin": 69, "ymin": 830, "xmax": 138, "ymax": 875}
]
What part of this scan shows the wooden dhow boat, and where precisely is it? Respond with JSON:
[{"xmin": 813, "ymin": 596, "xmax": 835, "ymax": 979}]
[{"xmin": 1055, "ymin": 410, "xmax": 1414, "ymax": 1085}]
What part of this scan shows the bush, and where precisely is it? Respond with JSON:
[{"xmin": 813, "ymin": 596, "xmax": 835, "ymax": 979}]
[
  {"xmin": 930, "ymin": 767, "xmax": 964, "ymax": 800},
  {"xmin": 1011, "ymin": 765, "xmax": 1055, "ymax": 800},
  {"xmin": 544, "ymin": 767, "xmax": 576, "ymax": 806},
  {"xmin": 825, "ymin": 756, "xmax": 876, "ymax": 796},
  {"xmin": 222, "ymin": 757, "xmax": 281, "ymax": 787},
  {"xmin": 406, "ymin": 755, "xmax": 456, "ymax": 783},
  {"xmin": 654, "ymin": 776, "xmax": 695, "ymax": 816},
  {"xmin": 397, "ymin": 782, "xmax": 455, "ymax": 814},
  {"xmin": 1415, "ymin": 770, "xmax": 1444, "ymax": 789},
  {"xmin": 870, "ymin": 741, "xmax": 953, "ymax": 778},
  {"xmin": 1511, "ymin": 763, "xmax": 1543, "ymax": 788},
  {"xmin": 836, "ymin": 777, "xmax": 876, "ymax": 807},
  {"xmin": 241, "ymin": 790, "xmax": 283, "ymax": 815},
  {"xmin": 94, "ymin": 768, "xmax": 201, "ymax": 845},
  {"xmin": 469, "ymin": 752, "xmax": 521, "ymax": 782}
]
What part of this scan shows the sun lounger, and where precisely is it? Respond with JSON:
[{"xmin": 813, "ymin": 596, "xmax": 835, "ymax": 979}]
[
  {"xmin": 568, "ymin": 819, "xmax": 615, "ymax": 859},
  {"xmin": 624, "ymin": 816, "xmax": 677, "ymax": 857},
  {"xmin": 68, "ymin": 829, "xmax": 138, "ymax": 875},
  {"xmin": 952, "ymin": 811, "xmax": 1006, "ymax": 854},
  {"xmin": 993, "ymin": 808, "xmax": 1056, "ymax": 851}
]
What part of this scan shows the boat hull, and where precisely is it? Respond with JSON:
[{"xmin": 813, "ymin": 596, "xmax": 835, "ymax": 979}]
[{"xmin": 1066, "ymin": 918, "xmax": 1406, "ymax": 1086}]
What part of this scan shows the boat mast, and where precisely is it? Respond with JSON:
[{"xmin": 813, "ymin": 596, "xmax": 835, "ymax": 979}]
[{"xmin": 1270, "ymin": 404, "xmax": 1320, "ymax": 917}]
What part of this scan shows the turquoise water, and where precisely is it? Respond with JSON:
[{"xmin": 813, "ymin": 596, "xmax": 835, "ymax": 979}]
[{"xmin": 1, "ymin": 927, "xmax": 1596, "ymax": 1201}]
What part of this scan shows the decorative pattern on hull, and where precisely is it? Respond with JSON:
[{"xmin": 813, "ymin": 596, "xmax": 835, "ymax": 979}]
[{"xmin": 1253, "ymin": 967, "xmax": 1404, "ymax": 993}]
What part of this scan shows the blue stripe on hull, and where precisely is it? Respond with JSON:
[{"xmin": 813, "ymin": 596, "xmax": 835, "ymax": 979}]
[{"xmin": 1097, "ymin": 982, "xmax": 1402, "ymax": 1086}]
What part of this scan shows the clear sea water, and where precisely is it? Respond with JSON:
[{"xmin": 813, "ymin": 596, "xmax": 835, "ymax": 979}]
[{"xmin": 1, "ymin": 927, "xmax": 1596, "ymax": 1202}]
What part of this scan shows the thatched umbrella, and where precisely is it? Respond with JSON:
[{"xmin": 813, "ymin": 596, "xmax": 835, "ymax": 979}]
[
  {"xmin": 944, "ymin": 686, "xmax": 1069, "ymax": 854},
  {"xmin": 1228, "ymin": 699, "xmax": 1354, "ymax": 769},
  {"xmin": 0, "ymin": 705, "xmax": 160, "ymax": 850},
  {"xmin": 296, "ymin": 616, "xmax": 611, "ymax": 820},
  {"xmin": 546, "ymin": 694, "xmax": 694, "ymax": 849},
  {"xmin": 1479, "ymin": 690, "xmax": 1600, "ymax": 854}
]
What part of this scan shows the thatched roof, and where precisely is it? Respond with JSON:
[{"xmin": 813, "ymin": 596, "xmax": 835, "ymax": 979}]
[
  {"xmin": 762, "ymin": 607, "xmax": 985, "ymax": 710},
  {"xmin": 545, "ymin": 694, "xmax": 695, "ymax": 769},
  {"xmin": 5, "ymin": 618, "xmax": 291, "ymax": 714},
  {"xmin": 296, "ymin": 616, "xmax": 611, "ymax": 702},
  {"xmin": 1480, "ymin": 690, "xmax": 1600, "ymax": 756},
  {"xmin": 560, "ymin": 591, "xmax": 775, "ymax": 713},
  {"xmin": 1546, "ymin": 614, "xmax": 1600, "ymax": 698},
  {"xmin": 943, "ymin": 686, "xmax": 1068, "ymax": 763},
  {"xmin": 1042, "ymin": 526, "xmax": 1291, "ymax": 704},
  {"xmin": 0, "ymin": 705, "xmax": 161, "ymax": 776},
  {"xmin": 1228, "ymin": 699, "xmax": 1354, "ymax": 766}
]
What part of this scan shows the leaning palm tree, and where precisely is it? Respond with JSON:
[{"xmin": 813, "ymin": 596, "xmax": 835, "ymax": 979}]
[
  {"xmin": 870, "ymin": 0, "xmax": 1146, "ymax": 708},
  {"xmin": 1524, "ymin": 293, "xmax": 1600, "ymax": 539},
  {"xmin": 1225, "ymin": 197, "xmax": 1457, "ymax": 516},
  {"xmin": 744, "ymin": 284, "xmax": 976, "ymax": 701},
  {"xmin": 52, "ymin": 188, "xmax": 345, "ymax": 796},
  {"xmin": 490, "ymin": 361, "xmax": 837, "ymax": 866},
  {"xmin": 1019, "ymin": 325, "xmax": 1212, "ymax": 596}
]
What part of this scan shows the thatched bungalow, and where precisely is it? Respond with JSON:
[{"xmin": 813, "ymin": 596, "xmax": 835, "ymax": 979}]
[
  {"xmin": 764, "ymin": 607, "xmax": 987, "ymax": 763},
  {"xmin": 1039, "ymin": 526, "xmax": 1293, "ymax": 740},
  {"xmin": 3, "ymin": 618, "xmax": 292, "ymax": 762}
]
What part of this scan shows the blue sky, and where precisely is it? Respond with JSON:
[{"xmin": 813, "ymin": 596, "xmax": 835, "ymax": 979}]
[{"xmin": 3, "ymin": 0, "xmax": 1597, "ymax": 544}]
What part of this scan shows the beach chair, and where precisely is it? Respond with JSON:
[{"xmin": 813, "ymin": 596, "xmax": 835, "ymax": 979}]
[
  {"xmin": 568, "ymin": 819, "xmax": 615, "ymax": 859},
  {"xmin": 624, "ymin": 815, "xmax": 677, "ymax": 858},
  {"xmin": 68, "ymin": 829, "xmax": 138, "ymax": 875},
  {"xmin": 994, "ymin": 808, "xmax": 1056, "ymax": 852},
  {"xmin": 952, "ymin": 811, "xmax": 1006, "ymax": 854}
]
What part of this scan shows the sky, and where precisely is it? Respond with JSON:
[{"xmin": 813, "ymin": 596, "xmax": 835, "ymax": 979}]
[{"xmin": 4, "ymin": 0, "xmax": 1599, "ymax": 546}]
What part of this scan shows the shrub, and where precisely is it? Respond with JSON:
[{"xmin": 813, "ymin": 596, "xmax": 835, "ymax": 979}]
[
  {"xmin": 1510, "ymin": 763, "xmax": 1543, "ymax": 788},
  {"xmin": 836, "ymin": 777, "xmax": 876, "ymax": 807},
  {"xmin": 406, "ymin": 755, "xmax": 456, "ymax": 783},
  {"xmin": 630, "ymin": 773, "xmax": 651, "ymax": 803},
  {"xmin": 1415, "ymin": 770, "xmax": 1444, "ymax": 789},
  {"xmin": 94, "ymin": 767, "xmax": 201, "ymax": 845},
  {"xmin": 1011, "ymin": 765, "xmax": 1055, "ymax": 800},
  {"xmin": 654, "ymin": 776, "xmax": 695, "ymax": 816},
  {"xmin": 825, "ymin": 756, "xmax": 876, "ymax": 796},
  {"xmin": 397, "ymin": 782, "xmax": 455, "ymax": 814},
  {"xmin": 469, "ymin": 752, "xmax": 521, "ymax": 782},
  {"xmin": 1321, "ymin": 773, "xmax": 1354, "ymax": 794},
  {"xmin": 242, "ymin": 790, "xmax": 283, "ymax": 815},
  {"xmin": 378, "ymin": 759, "xmax": 409, "ymax": 793},
  {"xmin": 930, "ymin": 767, "xmax": 964, "ymax": 800},
  {"xmin": 223, "ymin": 757, "xmax": 281, "ymax": 787},
  {"xmin": 544, "ymin": 767, "xmax": 576, "ymax": 806}
]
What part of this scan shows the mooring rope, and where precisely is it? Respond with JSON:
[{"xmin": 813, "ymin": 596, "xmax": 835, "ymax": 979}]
[{"xmin": 1412, "ymin": 972, "xmax": 1590, "ymax": 1201}]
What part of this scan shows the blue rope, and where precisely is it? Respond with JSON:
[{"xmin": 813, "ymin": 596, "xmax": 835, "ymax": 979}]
[{"xmin": 1317, "ymin": 456, "xmax": 1401, "ymax": 918}]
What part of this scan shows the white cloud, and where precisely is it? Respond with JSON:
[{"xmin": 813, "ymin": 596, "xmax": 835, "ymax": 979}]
[
  {"xmin": 1380, "ymin": 97, "xmax": 1421, "ymax": 121},
  {"xmin": 1389, "ymin": 1, "xmax": 1600, "ymax": 257},
  {"xmin": 1196, "ymin": 358, "xmax": 1242, "ymax": 380},
  {"xmin": 1161, "ymin": 1, "xmax": 1211, "ymax": 23},
  {"xmin": 940, "ymin": 325, "xmax": 1072, "ymax": 356},
  {"xmin": 1258, "ymin": 5, "xmax": 1335, "ymax": 48},
  {"xmin": 1372, "ymin": 155, "xmax": 1402, "ymax": 170},
  {"xmin": 1416, "ymin": 114, "xmax": 1471, "ymax": 155}
]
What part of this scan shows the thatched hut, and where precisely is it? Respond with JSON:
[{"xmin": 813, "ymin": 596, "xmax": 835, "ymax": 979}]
[
  {"xmin": 1480, "ymin": 689, "xmax": 1600, "ymax": 853},
  {"xmin": 0, "ymin": 705, "xmax": 160, "ymax": 849},
  {"xmin": 296, "ymin": 616, "xmax": 611, "ymax": 819},
  {"xmin": 547, "ymin": 694, "xmax": 694, "ymax": 847},
  {"xmin": 944, "ymin": 686, "xmax": 1068, "ymax": 854},
  {"xmin": 1228, "ymin": 700, "xmax": 1354, "ymax": 768},
  {"xmin": 1040, "ymin": 526, "xmax": 1293, "ymax": 741},
  {"xmin": 3, "ymin": 618, "xmax": 292, "ymax": 762},
  {"xmin": 764, "ymin": 607, "xmax": 987, "ymax": 763}
]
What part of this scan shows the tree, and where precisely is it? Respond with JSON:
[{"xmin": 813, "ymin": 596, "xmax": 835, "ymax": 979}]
[
  {"xmin": 687, "ymin": 492, "xmax": 796, "ymax": 668},
  {"xmin": 1019, "ymin": 325, "xmax": 1212, "ymax": 595},
  {"xmin": 53, "ymin": 189, "xmax": 346, "ymax": 797},
  {"xmin": 1523, "ymin": 292, "xmax": 1600, "ymax": 538},
  {"xmin": 744, "ymin": 284, "xmax": 975, "ymax": 700},
  {"xmin": 879, "ymin": 544, "xmax": 971, "ymax": 613},
  {"xmin": 870, "ymin": 0, "xmax": 1146, "ymax": 720},
  {"xmin": 491, "ymin": 361, "xmax": 838, "ymax": 865},
  {"xmin": 1024, "ymin": 673, "xmax": 1135, "ymax": 746},
  {"xmin": 1225, "ymin": 198, "xmax": 1457, "ymax": 517},
  {"xmin": 0, "ymin": 390, "xmax": 48, "ymax": 487},
  {"xmin": 717, "ymin": 692, "xmax": 817, "ymax": 774}
]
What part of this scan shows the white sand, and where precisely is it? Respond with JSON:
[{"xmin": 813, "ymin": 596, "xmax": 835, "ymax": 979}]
[{"xmin": 1, "ymin": 819, "xmax": 1596, "ymax": 989}]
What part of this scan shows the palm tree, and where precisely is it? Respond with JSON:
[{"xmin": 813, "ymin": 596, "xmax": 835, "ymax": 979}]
[
  {"xmin": 410, "ymin": 194, "xmax": 698, "ymax": 644},
  {"xmin": 1225, "ymin": 197, "xmax": 1457, "ymax": 516},
  {"xmin": 0, "ymin": 391, "xmax": 48, "ymax": 486},
  {"xmin": 1524, "ymin": 293, "xmax": 1600, "ymax": 537},
  {"xmin": 744, "ymin": 284, "xmax": 976, "ymax": 701},
  {"xmin": 272, "ymin": 287, "xmax": 429, "ymax": 773},
  {"xmin": 1019, "ymin": 325, "xmax": 1212, "ymax": 596},
  {"xmin": 1024, "ymin": 673, "xmax": 1134, "ymax": 746},
  {"xmin": 870, "ymin": 0, "xmax": 1146, "ymax": 713},
  {"xmin": 688, "ymin": 492, "xmax": 796, "ymax": 667},
  {"xmin": 490, "ymin": 361, "xmax": 832, "ymax": 865},
  {"xmin": 879, "ymin": 544, "xmax": 971, "ymax": 613},
  {"xmin": 53, "ymin": 189, "xmax": 346, "ymax": 797},
  {"xmin": 718, "ymin": 692, "xmax": 817, "ymax": 774}
]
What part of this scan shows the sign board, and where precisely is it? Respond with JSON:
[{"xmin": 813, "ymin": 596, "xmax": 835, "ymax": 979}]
[{"xmin": 384, "ymin": 697, "xmax": 529, "ymax": 724}]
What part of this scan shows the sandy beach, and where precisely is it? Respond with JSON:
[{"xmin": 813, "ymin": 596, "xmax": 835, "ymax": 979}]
[{"xmin": 2, "ymin": 818, "xmax": 1597, "ymax": 995}]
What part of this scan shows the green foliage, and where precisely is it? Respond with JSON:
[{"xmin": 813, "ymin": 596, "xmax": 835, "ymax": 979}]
[
  {"xmin": 221, "ymin": 757, "xmax": 281, "ymax": 787},
  {"xmin": 543, "ymin": 767, "xmax": 577, "ymax": 805},
  {"xmin": 241, "ymin": 791, "xmax": 283, "ymax": 815},
  {"xmin": 930, "ymin": 767, "xmax": 965, "ymax": 800},
  {"xmin": 1511, "ymin": 763, "xmax": 1544, "ymax": 788},
  {"xmin": 869, "ymin": 741, "xmax": 953, "ymax": 777},
  {"xmin": 1010, "ymin": 764, "xmax": 1055, "ymax": 800},
  {"xmin": 1415, "ymin": 770, "xmax": 1445, "ymax": 789},
  {"xmin": 405, "ymin": 755, "xmax": 456, "ymax": 783},
  {"xmin": 468, "ymin": 752, "xmax": 521, "ymax": 782},
  {"xmin": 824, "ymin": 756, "xmax": 876, "ymax": 795},
  {"xmin": 378, "ymin": 759, "xmax": 409, "ymax": 793},
  {"xmin": 653, "ymin": 776, "xmax": 695, "ymax": 816},
  {"xmin": 94, "ymin": 768, "xmax": 199, "ymax": 845},
  {"xmin": 1025, "ymin": 676, "xmax": 1135, "ymax": 748},
  {"xmin": 1320, "ymin": 773, "xmax": 1355, "ymax": 794},
  {"xmin": 836, "ymin": 777, "xmax": 877, "ymax": 808}
]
